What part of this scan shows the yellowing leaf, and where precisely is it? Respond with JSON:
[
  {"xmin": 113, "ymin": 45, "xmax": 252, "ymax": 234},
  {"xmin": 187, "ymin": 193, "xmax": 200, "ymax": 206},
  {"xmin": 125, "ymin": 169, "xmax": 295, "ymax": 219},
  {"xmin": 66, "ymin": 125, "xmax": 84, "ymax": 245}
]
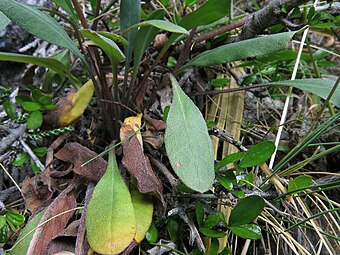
[
  {"xmin": 58, "ymin": 79, "xmax": 94, "ymax": 126},
  {"xmin": 121, "ymin": 114, "xmax": 143, "ymax": 145},
  {"xmin": 86, "ymin": 150, "xmax": 136, "ymax": 254},
  {"xmin": 131, "ymin": 191, "xmax": 154, "ymax": 243}
]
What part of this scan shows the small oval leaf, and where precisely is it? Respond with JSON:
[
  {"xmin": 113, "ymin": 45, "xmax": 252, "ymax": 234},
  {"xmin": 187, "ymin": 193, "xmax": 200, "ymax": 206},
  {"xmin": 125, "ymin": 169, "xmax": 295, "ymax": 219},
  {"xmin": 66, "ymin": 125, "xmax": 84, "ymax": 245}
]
[
  {"xmin": 229, "ymin": 195, "xmax": 265, "ymax": 226},
  {"xmin": 86, "ymin": 150, "xmax": 136, "ymax": 254},
  {"xmin": 239, "ymin": 141, "xmax": 275, "ymax": 168},
  {"xmin": 22, "ymin": 102, "xmax": 42, "ymax": 111},
  {"xmin": 165, "ymin": 75, "xmax": 215, "ymax": 193},
  {"xmin": 229, "ymin": 224, "xmax": 262, "ymax": 240},
  {"xmin": 27, "ymin": 111, "xmax": 43, "ymax": 130},
  {"xmin": 199, "ymin": 227, "xmax": 226, "ymax": 238},
  {"xmin": 288, "ymin": 175, "xmax": 312, "ymax": 194}
]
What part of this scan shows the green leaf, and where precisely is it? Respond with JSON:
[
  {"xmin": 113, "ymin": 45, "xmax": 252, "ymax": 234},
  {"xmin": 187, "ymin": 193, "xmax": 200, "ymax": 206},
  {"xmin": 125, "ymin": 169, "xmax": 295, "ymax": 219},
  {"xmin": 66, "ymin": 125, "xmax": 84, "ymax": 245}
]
[
  {"xmin": 288, "ymin": 175, "xmax": 312, "ymax": 194},
  {"xmin": 38, "ymin": 96, "xmax": 53, "ymax": 106},
  {"xmin": 12, "ymin": 153, "xmax": 29, "ymax": 167},
  {"xmin": 215, "ymin": 151, "xmax": 245, "ymax": 171},
  {"xmin": 0, "ymin": 224, "xmax": 8, "ymax": 243},
  {"xmin": 229, "ymin": 195, "xmax": 264, "ymax": 226},
  {"xmin": 217, "ymin": 170, "xmax": 237, "ymax": 191},
  {"xmin": 157, "ymin": 0, "xmax": 229, "ymax": 61},
  {"xmin": 229, "ymin": 224, "xmax": 262, "ymax": 239},
  {"xmin": 86, "ymin": 150, "xmax": 136, "ymax": 254},
  {"xmin": 165, "ymin": 75, "xmax": 215, "ymax": 193},
  {"xmin": 80, "ymin": 29, "xmax": 125, "ymax": 66},
  {"xmin": 33, "ymin": 147, "xmax": 47, "ymax": 157},
  {"xmin": 8, "ymin": 210, "xmax": 45, "ymax": 255},
  {"xmin": 5, "ymin": 211, "xmax": 25, "ymax": 227},
  {"xmin": 195, "ymin": 202, "xmax": 204, "ymax": 227},
  {"xmin": 199, "ymin": 227, "xmax": 226, "ymax": 238},
  {"xmin": 0, "ymin": 216, "xmax": 6, "ymax": 229},
  {"xmin": 97, "ymin": 31, "xmax": 129, "ymax": 45},
  {"xmin": 179, "ymin": 0, "xmax": 229, "ymax": 29},
  {"xmin": 239, "ymin": 141, "xmax": 275, "ymax": 168},
  {"xmin": 183, "ymin": 32, "xmax": 295, "ymax": 68},
  {"xmin": 208, "ymin": 238, "xmax": 219, "ymax": 255},
  {"xmin": 0, "ymin": 10, "xmax": 10, "ymax": 30},
  {"xmin": 22, "ymin": 102, "xmax": 41, "ymax": 111},
  {"xmin": 30, "ymin": 159, "xmax": 41, "ymax": 174},
  {"xmin": 120, "ymin": 0, "xmax": 140, "ymax": 67},
  {"xmin": 204, "ymin": 214, "xmax": 220, "ymax": 228},
  {"xmin": 52, "ymin": 0, "xmax": 78, "ymax": 22},
  {"xmin": 146, "ymin": 223, "xmax": 158, "ymax": 243},
  {"xmin": 133, "ymin": 10, "xmax": 165, "ymax": 85},
  {"xmin": 124, "ymin": 20, "xmax": 189, "ymax": 35},
  {"xmin": 27, "ymin": 111, "xmax": 43, "ymax": 130},
  {"xmin": 32, "ymin": 89, "xmax": 43, "ymax": 102},
  {"xmin": 131, "ymin": 191, "xmax": 153, "ymax": 243},
  {"xmin": 0, "ymin": 0, "xmax": 84, "ymax": 62},
  {"xmin": 0, "ymin": 52, "xmax": 81, "ymax": 88},
  {"xmin": 270, "ymin": 78, "xmax": 340, "ymax": 107},
  {"xmin": 167, "ymin": 217, "xmax": 179, "ymax": 242},
  {"xmin": 4, "ymin": 100, "xmax": 18, "ymax": 119}
]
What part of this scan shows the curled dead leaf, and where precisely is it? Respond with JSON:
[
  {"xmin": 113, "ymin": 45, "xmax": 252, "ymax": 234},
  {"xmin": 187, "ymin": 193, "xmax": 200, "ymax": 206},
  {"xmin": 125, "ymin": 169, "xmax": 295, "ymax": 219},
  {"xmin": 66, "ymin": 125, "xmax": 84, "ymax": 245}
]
[
  {"xmin": 27, "ymin": 186, "xmax": 77, "ymax": 255},
  {"xmin": 54, "ymin": 143, "xmax": 107, "ymax": 183},
  {"xmin": 43, "ymin": 80, "xmax": 94, "ymax": 128},
  {"xmin": 142, "ymin": 130, "xmax": 164, "ymax": 149},
  {"xmin": 22, "ymin": 168, "xmax": 54, "ymax": 213},
  {"xmin": 121, "ymin": 127, "xmax": 163, "ymax": 196}
]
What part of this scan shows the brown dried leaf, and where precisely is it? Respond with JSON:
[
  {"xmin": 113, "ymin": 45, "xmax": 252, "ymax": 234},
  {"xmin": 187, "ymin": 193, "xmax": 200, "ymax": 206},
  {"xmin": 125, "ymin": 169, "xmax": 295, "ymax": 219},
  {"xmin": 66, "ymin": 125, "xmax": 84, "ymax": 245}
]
[
  {"xmin": 27, "ymin": 185, "xmax": 77, "ymax": 255},
  {"xmin": 54, "ymin": 143, "xmax": 107, "ymax": 183},
  {"xmin": 142, "ymin": 130, "xmax": 164, "ymax": 149},
  {"xmin": 144, "ymin": 113, "xmax": 166, "ymax": 131},
  {"xmin": 22, "ymin": 168, "xmax": 54, "ymax": 213},
  {"xmin": 121, "ymin": 127, "xmax": 163, "ymax": 196},
  {"xmin": 47, "ymin": 220, "xmax": 80, "ymax": 255}
]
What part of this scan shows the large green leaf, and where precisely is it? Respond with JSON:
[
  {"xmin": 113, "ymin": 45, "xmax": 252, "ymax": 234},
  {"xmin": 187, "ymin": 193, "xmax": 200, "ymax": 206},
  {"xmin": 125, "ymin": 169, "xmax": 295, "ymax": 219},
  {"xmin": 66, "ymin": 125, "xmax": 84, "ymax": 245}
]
[
  {"xmin": 86, "ymin": 150, "xmax": 136, "ymax": 254},
  {"xmin": 8, "ymin": 210, "xmax": 45, "ymax": 255},
  {"xmin": 0, "ymin": 0, "xmax": 84, "ymax": 61},
  {"xmin": 183, "ymin": 32, "xmax": 295, "ymax": 68},
  {"xmin": 123, "ymin": 20, "xmax": 189, "ymax": 35},
  {"xmin": 80, "ymin": 29, "xmax": 125, "ymax": 66},
  {"xmin": 229, "ymin": 195, "xmax": 264, "ymax": 226},
  {"xmin": 0, "ymin": 52, "xmax": 81, "ymax": 88},
  {"xmin": 179, "ymin": 0, "xmax": 229, "ymax": 29},
  {"xmin": 165, "ymin": 75, "xmax": 215, "ymax": 193},
  {"xmin": 270, "ymin": 78, "xmax": 340, "ymax": 107}
]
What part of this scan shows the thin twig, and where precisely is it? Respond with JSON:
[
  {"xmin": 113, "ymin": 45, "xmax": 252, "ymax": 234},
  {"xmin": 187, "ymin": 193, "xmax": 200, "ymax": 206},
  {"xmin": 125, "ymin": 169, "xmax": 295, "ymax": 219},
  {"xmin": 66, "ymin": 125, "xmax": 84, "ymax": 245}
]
[
  {"xmin": 0, "ymin": 163, "xmax": 22, "ymax": 195},
  {"xmin": 71, "ymin": 0, "xmax": 89, "ymax": 29},
  {"xmin": 0, "ymin": 124, "xmax": 26, "ymax": 155},
  {"xmin": 149, "ymin": 156, "xmax": 180, "ymax": 188},
  {"xmin": 19, "ymin": 138, "xmax": 44, "ymax": 172},
  {"xmin": 194, "ymin": 16, "xmax": 250, "ymax": 44},
  {"xmin": 208, "ymin": 126, "xmax": 247, "ymax": 152}
]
